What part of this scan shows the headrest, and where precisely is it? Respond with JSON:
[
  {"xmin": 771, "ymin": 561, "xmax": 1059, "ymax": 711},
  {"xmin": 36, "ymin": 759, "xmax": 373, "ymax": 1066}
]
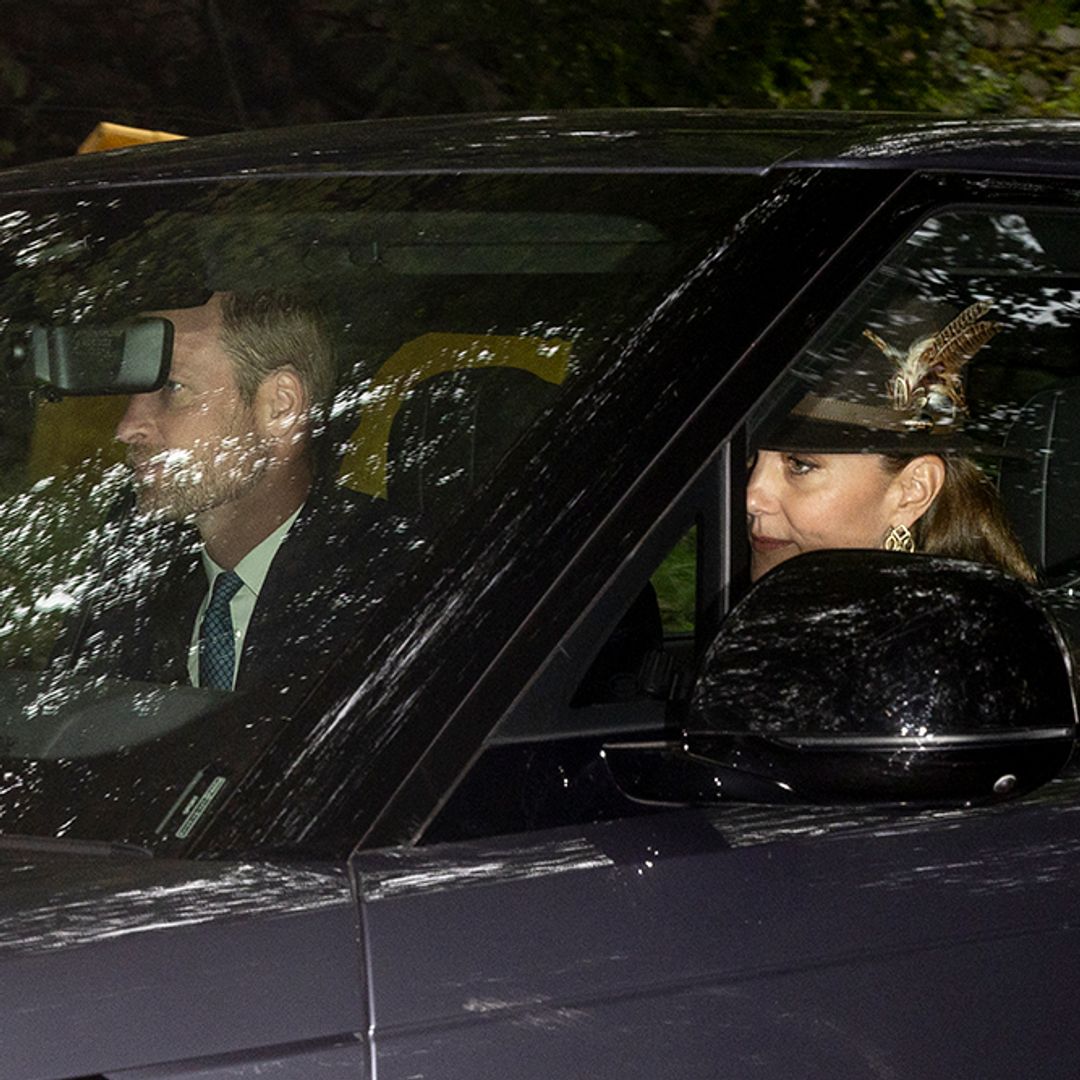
[{"xmin": 387, "ymin": 366, "xmax": 560, "ymax": 518}]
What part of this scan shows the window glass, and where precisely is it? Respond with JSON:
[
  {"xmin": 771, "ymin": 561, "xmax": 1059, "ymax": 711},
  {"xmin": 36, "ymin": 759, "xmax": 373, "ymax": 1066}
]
[
  {"xmin": 0, "ymin": 172, "xmax": 763, "ymax": 850},
  {"xmin": 748, "ymin": 206, "xmax": 1080, "ymax": 604},
  {"xmin": 436, "ymin": 205, "xmax": 1080, "ymax": 845}
]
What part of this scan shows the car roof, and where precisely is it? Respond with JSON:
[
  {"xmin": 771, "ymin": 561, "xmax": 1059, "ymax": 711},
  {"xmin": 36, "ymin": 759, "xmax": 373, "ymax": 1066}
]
[{"xmin": 5, "ymin": 109, "xmax": 1080, "ymax": 190}]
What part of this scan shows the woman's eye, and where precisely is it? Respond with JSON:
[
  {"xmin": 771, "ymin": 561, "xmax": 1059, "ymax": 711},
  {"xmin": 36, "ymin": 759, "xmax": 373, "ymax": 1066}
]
[{"xmin": 785, "ymin": 455, "xmax": 817, "ymax": 475}]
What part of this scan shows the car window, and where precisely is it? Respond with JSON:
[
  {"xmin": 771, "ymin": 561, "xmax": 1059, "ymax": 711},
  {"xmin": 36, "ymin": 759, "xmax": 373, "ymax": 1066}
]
[
  {"xmin": 750, "ymin": 205, "xmax": 1080, "ymax": 601},
  {"xmin": 427, "ymin": 202, "xmax": 1080, "ymax": 845},
  {"xmin": 0, "ymin": 171, "xmax": 770, "ymax": 852},
  {"xmin": 652, "ymin": 525, "xmax": 697, "ymax": 635}
]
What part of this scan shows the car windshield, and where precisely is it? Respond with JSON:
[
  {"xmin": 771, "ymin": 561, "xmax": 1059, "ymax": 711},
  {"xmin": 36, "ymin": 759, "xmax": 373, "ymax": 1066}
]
[{"xmin": 0, "ymin": 171, "xmax": 765, "ymax": 852}]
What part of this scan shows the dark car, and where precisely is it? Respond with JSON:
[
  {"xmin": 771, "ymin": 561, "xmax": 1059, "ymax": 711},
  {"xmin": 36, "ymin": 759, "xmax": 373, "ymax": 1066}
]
[{"xmin": 3, "ymin": 111, "xmax": 1080, "ymax": 1079}]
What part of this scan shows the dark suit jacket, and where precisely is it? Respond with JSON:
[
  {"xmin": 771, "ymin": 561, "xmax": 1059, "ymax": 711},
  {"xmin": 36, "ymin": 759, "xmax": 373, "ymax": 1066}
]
[{"xmin": 61, "ymin": 485, "xmax": 415, "ymax": 708}]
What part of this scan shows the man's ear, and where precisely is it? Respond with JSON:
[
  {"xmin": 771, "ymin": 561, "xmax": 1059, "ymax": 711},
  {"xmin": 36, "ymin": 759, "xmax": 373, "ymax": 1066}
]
[
  {"xmin": 255, "ymin": 367, "xmax": 308, "ymax": 441},
  {"xmin": 892, "ymin": 454, "xmax": 946, "ymax": 527}
]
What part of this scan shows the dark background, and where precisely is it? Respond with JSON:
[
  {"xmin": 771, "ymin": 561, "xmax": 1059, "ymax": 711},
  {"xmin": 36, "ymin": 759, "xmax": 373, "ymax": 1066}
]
[{"xmin": 0, "ymin": 0, "xmax": 1078, "ymax": 165}]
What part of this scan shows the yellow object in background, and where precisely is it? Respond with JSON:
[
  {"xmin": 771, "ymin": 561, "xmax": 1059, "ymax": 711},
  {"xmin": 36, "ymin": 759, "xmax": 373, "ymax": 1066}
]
[
  {"xmin": 78, "ymin": 122, "xmax": 186, "ymax": 154},
  {"xmin": 35, "ymin": 118, "xmax": 184, "ymax": 483},
  {"xmin": 339, "ymin": 332, "xmax": 571, "ymax": 498},
  {"xmin": 28, "ymin": 396, "xmax": 127, "ymax": 483}
]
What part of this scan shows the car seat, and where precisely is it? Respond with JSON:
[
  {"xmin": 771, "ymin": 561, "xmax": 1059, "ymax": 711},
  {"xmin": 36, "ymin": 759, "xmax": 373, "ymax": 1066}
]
[
  {"xmin": 336, "ymin": 330, "xmax": 662, "ymax": 701},
  {"xmin": 336, "ymin": 331, "xmax": 569, "ymax": 515}
]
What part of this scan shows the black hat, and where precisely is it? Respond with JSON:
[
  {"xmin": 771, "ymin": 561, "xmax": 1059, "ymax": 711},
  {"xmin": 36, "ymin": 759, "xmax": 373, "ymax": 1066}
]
[{"xmin": 755, "ymin": 300, "xmax": 1005, "ymax": 455}]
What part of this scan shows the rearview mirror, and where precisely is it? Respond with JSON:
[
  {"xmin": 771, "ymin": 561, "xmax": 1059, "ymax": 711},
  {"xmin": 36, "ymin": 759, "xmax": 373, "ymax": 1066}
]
[
  {"xmin": 7, "ymin": 317, "xmax": 172, "ymax": 395},
  {"xmin": 607, "ymin": 551, "xmax": 1076, "ymax": 806}
]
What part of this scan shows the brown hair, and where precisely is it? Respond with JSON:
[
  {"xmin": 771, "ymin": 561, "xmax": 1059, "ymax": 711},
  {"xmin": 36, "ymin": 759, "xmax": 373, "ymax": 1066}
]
[
  {"xmin": 881, "ymin": 453, "xmax": 1037, "ymax": 583},
  {"xmin": 219, "ymin": 289, "xmax": 338, "ymax": 415}
]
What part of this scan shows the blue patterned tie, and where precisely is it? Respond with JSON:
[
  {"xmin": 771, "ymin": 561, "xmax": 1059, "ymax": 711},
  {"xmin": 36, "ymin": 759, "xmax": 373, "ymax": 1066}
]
[{"xmin": 198, "ymin": 570, "xmax": 243, "ymax": 689}]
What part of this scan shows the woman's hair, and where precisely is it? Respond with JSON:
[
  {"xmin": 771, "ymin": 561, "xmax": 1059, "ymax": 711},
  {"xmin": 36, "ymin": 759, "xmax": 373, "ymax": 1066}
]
[{"xmin": 880, "ymin": 453, "xmax": 1037, "ymax": 583}]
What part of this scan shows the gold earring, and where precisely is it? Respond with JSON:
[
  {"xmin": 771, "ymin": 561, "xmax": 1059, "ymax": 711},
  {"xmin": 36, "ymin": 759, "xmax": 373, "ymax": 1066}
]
[{"xmin": 883, "ymin": 524, "xmax": 915, "ymax": 553}]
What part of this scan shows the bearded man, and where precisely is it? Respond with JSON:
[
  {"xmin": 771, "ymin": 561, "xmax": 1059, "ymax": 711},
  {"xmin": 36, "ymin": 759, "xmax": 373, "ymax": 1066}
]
[
  {"xmin": 120, "ymin": 292, "xmax": 327, "ymax": 558},
  {"xmin": 62, "ymin": 289, "xmax": 406, "ymax": 702}
]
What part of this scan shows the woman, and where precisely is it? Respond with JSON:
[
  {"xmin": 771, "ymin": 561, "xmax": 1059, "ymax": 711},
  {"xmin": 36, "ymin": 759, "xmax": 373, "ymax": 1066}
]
[{"xmin": 747, "ymin": 300, "xmax": 1036, "ymax": 584}]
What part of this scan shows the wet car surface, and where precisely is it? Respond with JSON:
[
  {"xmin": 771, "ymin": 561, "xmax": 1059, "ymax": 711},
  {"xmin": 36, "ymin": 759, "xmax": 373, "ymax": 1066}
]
[{"xmin": 1, "ymin": 110, "xmax": 1080, "ymax": 1077}]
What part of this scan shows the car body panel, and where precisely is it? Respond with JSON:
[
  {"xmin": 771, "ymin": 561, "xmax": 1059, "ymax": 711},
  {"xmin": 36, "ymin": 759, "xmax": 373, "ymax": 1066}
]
[
  {"xmin": 0, "ymin": 850, "xmax": 364, "ymax": 1078},
  {"xmin": 3, "ymin": 112, "xmax": 1080, "ymax": 195},
  {"xmin": 355, "ymin": 793, "xmax": 1080, "ymax": 1078}
]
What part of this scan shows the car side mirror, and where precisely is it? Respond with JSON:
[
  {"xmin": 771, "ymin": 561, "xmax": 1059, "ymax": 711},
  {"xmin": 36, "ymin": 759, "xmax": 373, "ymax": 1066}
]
[
  {"xmin": 606, "ymin": 550, "xmax": 1076, "ymax": 806},
  {"xmin": 5, "ymin": 317, "xmax": 172, "ymax": 396}
]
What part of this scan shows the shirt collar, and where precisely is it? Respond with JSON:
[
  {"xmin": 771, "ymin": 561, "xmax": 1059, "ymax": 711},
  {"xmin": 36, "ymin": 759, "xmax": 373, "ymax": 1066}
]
[{"xmin": 201, "ymin": 506, "xmax": 302, "ymax": 593}]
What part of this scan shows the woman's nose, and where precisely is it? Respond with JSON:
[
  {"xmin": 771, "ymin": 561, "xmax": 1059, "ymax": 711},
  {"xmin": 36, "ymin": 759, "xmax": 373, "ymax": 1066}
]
[{"xmin": 745, "ymin": 455, "xmax": 777, "ymax": 516}]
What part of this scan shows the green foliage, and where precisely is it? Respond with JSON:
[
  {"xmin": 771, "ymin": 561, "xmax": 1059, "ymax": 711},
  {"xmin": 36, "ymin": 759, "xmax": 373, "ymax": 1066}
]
[
  {"xmin": 285, "ymin": 0, "xmax": 707, "ymax": 116},
  {"xmin": 0, "ymin": 51, "xmax": 28, "ymax": 99},
  {"xmin": 1, "ymin": 0, "xmax": 1080, "ymax": 168},
  {"xmin": 1023, "ymin": 1, "xmax": 1076, "ymax": 33},
  {"xmin": 652, "ymin": 527, "xmax": 697, "ymax": 634},
  {"xmin": 291, "ymin": 0, "xmax": 971, "ymax": 116},
  {"xmin": 697, "ymin": 0, "xmax": 968, "ymax": 111},
  {"xmin": 283, "ymin": 0, "xmax": 1080, "ymax": 122}
]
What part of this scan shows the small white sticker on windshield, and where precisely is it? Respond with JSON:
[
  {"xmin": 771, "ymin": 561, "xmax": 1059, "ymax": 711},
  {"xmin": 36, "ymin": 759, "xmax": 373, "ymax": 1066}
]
[{"xmin": 175, "ymin": 774, "xmax": 228, "ymax": 839}]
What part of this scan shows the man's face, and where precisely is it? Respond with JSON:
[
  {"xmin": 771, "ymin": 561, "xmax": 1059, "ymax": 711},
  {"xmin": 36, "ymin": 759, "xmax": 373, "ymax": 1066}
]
[{"xmin": 115, "ymin": 295, "xmax": 270, "ymax": 521}]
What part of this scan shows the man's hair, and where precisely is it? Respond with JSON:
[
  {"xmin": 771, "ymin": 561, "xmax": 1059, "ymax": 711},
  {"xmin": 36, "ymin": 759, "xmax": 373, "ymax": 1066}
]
[{"xmin": 219, "ymin": 289, "xmax": 338, "ymax": 416}]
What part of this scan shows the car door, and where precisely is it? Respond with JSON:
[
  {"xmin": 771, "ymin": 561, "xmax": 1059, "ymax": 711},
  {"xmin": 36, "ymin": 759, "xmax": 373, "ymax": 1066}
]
[
  {"xmin": 0, "ymin": 849, "xmax": 369, "ymax": 1080},
  {"xmin": 353, "ymin": 795, "xmax": 1080, "ymax": 1080}
]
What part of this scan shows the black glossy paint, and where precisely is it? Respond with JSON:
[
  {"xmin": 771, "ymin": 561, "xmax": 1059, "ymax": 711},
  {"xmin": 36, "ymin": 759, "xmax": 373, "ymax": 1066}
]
[
  {"xmin": 3, "ymin": 111, "xmax": 1080, "ymax": 192},
  {"xmin": 687, "ymin": 550, "xmax": 1077, "ymax": 803},
  {"xmin": 0, "ymin": 849, "xmax": 364, "ymax": 1079}
]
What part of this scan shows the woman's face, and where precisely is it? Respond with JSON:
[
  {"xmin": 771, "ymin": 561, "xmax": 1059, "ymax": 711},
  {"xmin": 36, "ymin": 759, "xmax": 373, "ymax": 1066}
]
[{"xmin": 745, "ymin": 450, "xmax": 906, "ymax": 581}]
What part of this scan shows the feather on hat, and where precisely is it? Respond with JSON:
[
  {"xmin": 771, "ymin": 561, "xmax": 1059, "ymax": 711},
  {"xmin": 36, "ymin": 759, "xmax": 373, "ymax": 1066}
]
[{"xmin": 758, "ymin": 301, "xmax": 1005, "ymax": 454}]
